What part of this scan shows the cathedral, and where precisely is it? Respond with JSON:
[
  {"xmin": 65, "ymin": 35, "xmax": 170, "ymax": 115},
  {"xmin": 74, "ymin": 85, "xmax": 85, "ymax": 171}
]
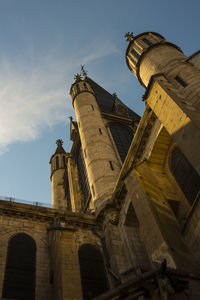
[{"xmin": 0, "ymin": 31, "xmax": 200, "ymax": 300}]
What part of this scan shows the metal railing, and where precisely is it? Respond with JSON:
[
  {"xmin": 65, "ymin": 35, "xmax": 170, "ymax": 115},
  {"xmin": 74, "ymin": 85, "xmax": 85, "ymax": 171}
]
[{"xmin": 0, "ymin": 195, "xmax": 52, "ymax": 208}]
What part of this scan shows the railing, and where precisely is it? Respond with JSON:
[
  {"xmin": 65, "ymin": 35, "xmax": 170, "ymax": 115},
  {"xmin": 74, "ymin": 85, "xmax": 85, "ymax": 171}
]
[{"xmin": 0, "ymin": 196, "xmax": 52, "ymax": 208}]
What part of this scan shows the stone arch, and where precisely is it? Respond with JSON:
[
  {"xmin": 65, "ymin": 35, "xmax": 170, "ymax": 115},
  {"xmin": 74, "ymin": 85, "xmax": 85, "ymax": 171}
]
[
  {"xmin": 2, "ymin": 233, "xmax": 36, "ymax": 300},
  {"xmin": 0, "ymin": 225, "xmax": 51, "ymax": 300},
  {"xmin": 78, "ymin": 243, "xmax": 109, "ymax": 300}
]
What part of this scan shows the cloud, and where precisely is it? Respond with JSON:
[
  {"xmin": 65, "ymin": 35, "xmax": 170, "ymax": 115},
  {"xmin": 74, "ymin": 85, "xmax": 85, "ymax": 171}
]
[{"xmin": 0, "ymin": 38, "xmax": 118, "ymax": 154}]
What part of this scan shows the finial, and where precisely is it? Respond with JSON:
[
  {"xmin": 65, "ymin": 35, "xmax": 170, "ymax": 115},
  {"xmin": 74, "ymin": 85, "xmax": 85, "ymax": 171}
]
[
  {"xmin": 124, "ymin": 32, "xmax": 134, "ymax": 42},
  {"xmin": 74, "ymin": 73, "xmax": 82, "ymax": 82},
  {"xmin": 80, "ymin": 65, "xmax": 88, "ymax": 78},
  {"xmin": 112, "ymin": 92, "xmax": 117, "ymax": 98},
  {"xmin": 56, "ymin": 139, "xmax": 63, "ymax": 147}
]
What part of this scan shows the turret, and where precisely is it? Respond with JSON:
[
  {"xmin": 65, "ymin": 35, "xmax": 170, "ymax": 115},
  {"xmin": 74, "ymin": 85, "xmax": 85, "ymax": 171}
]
[
  {"xmin": 125, "ymin": 31, "xmax": 186, "ymax": 87},
  {"xmin": 50, "ymin": 139, "xmax": 68, "ymax": 210},
  {"xmin": 70, "ymin": 73, "xmax": 121, "ymax": 215}
]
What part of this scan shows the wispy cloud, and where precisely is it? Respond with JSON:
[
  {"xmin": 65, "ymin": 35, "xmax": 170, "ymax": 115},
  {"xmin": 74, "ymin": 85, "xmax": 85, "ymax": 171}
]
[{"xmin": 0, "ymin": 38, "xmax": 118, "ymax": 154}]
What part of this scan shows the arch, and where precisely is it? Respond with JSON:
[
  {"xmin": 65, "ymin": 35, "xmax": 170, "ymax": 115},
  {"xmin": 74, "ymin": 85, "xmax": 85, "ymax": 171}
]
[
  {"xmin": 78, "ymin": 244, "xmax": 108, "ymax": 300},
  {"xmin": 109, "ymin": 123, "xmax": 134, "ymax": 163},
  {"xmin": 2, "ymin": 233, "xmax": 36, "ymax": 300}
]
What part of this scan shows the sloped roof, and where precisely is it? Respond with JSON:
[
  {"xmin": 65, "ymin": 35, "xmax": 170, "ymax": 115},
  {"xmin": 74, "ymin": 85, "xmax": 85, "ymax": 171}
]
[{"xmin": 85, "ymin": 77, "xmax": 139, "ymax": 119}]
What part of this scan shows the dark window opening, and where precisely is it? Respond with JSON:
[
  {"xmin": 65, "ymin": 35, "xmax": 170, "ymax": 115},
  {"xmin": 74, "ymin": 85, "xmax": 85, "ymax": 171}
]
[
  {"xmin": 109, "ymin": 124, "xmax": 134, "ymax": 163},
  {"xmin": 63, "ymin": 155, "xmax": 66, "ymax": 167},
  {"xmin": 76, "ymin": 84, "xmax": 81, "ymax": 93},
  {"xmin": 56, "ymin": 156, "xmax": 59, "ymax": 169},
  {"xmin": 175, "ymin": 76, "xmax": 187, "ymax": 88},
  {"xmin": 2, "ymin": 233, "xmax": 36, "ymax": 300},
  {"xmin": 131, "ymin": 49, "xmax": 140, "ymax": 59},
  {"xmin": 170, "ymin": 146, "xmax": 200, "ymax": 205},
  {"xmin": 78, "ymin": 244, "xmax": 108, "ymax": 300},
  {"xmin": 91, "ymin": 105, "xmax": 94, "ymax": 111},
  {"xmin": 77, "ymin": 145, "xmax": 91, "ymax": 205},
  {"xmin": 83, "ymin": 83, "xmax": 88, "ymax": 91},
  {"xmin": 99, "ymin": 128, "xmax": 102, "ymax": 135},
  {"xmin": 142, "ymin": 38, "xmax": 153, "ymax": 46},
  {"xmin": 64, "ymin": 170, "xmax": 72, "ymax": 211},
  {"xmin": 92, "ymin": 185, "xmax": 95, "ymax": 196},
  {"xmin": 109, "ymin": 161, "xmax": 114, "ymax": 171}
]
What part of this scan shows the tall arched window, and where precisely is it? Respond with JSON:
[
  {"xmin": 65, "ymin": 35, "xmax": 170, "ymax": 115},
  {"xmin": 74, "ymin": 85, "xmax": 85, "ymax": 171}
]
[
  {"xmin": 170, "ymin": 146, "xmax": 200, "ymax": 205},
  {"xmin": 78, "ymin": 244, "xmax": 108, "ymax": 300},
  {"xmin": 109, "ymin": 124, "xmax": 134, "ymax": 163},
  {"xmin": 77, "ymin": 145, "xmax": 91, "ymax": 205},
  {"xmin": 2, "ymin": 233, "xmax": 36, "ymax": 300}
]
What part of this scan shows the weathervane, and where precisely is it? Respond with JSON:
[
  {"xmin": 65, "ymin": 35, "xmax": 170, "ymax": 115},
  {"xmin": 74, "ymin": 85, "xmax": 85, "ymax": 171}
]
[
  {"xmin": 81, "ymin": 65, "xmax": 88, "ymax": 78},
  {"xmin": 124, "ymin": 32, "xmax": 134, "ymax": 42},
  {"xmin": 74, "ymin": 73, "xmax": 82, "ymax": 82}
]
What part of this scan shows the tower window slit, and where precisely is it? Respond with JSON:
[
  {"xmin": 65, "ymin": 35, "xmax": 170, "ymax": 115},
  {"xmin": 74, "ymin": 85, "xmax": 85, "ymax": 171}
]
[
  {"xmin": 77, "ymin": 146, "xmax": 91, "ymax": 204},
  {"xmin": 99, "ymin": 128, "xmax": 102, "ymax": 135},
  {"xmin": 63, "ymin": 155, "xmax": 66, "ymax": 167},
  {"xmin": 76, "ymin": 84, "xmax": 81, "ymax": 93},
  {"xmin": 109, "ymin": 161, "xmax": 114, "ymax": 171},
  {"xmin": 131, "ymin": 49, "xmax": 140, "ymax": 59},
  {"xmin": 91, "ymin": 105, "xmax": 94, "ymax": 111},
  {"xmin": 83, "ymin": 83, "xmax": 88, "ymax": 91},
  {"xmin": 56, "ymin": 156, "xmax": 59, "ymax": 169},
  {"xmin": 142, "ymin": 38, "xmax": 153, "ymax": 46},
  {"xmin": 175, "ymin": 76, "xmax": 187, "ymax": 87}
]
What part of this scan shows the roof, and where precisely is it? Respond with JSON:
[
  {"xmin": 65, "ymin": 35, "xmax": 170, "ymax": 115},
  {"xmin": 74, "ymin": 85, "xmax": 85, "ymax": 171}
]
[{"xmin": 85, "ymin": 77, "xmax": 139, "ymax": 119}]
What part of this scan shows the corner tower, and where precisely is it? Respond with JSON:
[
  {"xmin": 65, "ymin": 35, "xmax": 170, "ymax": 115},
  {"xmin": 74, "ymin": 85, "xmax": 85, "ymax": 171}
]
[
  {"xmin": 125, "ymin": 31, "xmax": 200, "ymax": 175},
  {"xmin": 125, "ymin": 31, "xmax": 186, "ymax": 87},
  {"xmin": 50, "ymin": 139, "xmax": 68, "ymax": 210},
  {"xmin": 70, "ymin": 71, "xmax": 139, "ymax": 215}
]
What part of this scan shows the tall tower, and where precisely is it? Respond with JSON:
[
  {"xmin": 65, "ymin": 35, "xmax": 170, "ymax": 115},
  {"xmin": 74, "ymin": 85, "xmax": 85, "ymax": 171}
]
[
  {"xmin": 125, "ymin": 31, "xmax": 200, "ymax": 175},
  {"xmin": 69, "ymin": 72, "xmax": 139, "ymax": 215},
  {"xmin": 50, "ymin": 139, "xmax": 68, "ymax": 210}
]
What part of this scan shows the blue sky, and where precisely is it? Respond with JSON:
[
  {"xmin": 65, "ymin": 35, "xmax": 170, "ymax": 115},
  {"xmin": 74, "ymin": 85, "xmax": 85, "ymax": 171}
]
[{"xmin": 0, "ymin": 0, "xmax": 199, "ymax": 205}]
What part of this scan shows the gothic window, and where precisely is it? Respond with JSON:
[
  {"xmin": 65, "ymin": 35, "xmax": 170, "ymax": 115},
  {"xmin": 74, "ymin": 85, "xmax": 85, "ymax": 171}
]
[
  {"xmin": 77, "ymin": 145, "xmax": 91, "ymax": 204},
  {"xmin": 142, "ymin": 38, "xmax": 153, "ymax": 46},
  {"xmin": 78, "ymin": 244, "xmax": 108, "ymax": 300},
  {"xmin": 131, "ymin": 49, "xmax": 140, "ymax": 59},
  {"xmin": 170, "ymin": 146, "xmax": 200, "ymax": 205},
  {"xmin": 2, "ymin": 233, "xmax": 36, "ymax": 300},
  {"xmin": 56, "ymin": 156, "xmax": 59, "ymax": 169},
  {"xmin": 63, "ymin": 155, "xmax": 66, "ymax": 167},
  {"xmin": 64, "ymin": 169, "xmax": 72, "ymax": 211},
  {"xmin": 83, "ymin": 83, "xmax": 88, "ymax": 91},
  {"xmin": 109, "ymin": 124, "xmax": 134, "ymax": 163},
  {"xmin": 76, "ymin": 84, "xmax": 81, "ymax": 93},
  {"xmin": 175, "ymin": 76, "xmax": 187, "ymax": 87}
]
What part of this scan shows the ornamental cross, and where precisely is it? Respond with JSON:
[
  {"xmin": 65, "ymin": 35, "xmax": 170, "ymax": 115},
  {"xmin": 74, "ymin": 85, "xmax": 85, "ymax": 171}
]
[
  {"xmin": 124, "ymin": 32, "xmax": 134, "ymax": 42},
  {"xmin": 56, "ymin": 139, "xmax": 63, "ymax": 147},
  {"xmin": 74, "ymin": 73, "xmax": 82, "ymax": 82}
]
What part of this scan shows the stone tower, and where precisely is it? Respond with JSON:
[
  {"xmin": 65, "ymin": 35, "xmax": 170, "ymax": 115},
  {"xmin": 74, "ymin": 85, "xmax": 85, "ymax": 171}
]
[
  {"xmin": 68, "ymin": 71, "xmax": 140, "ymax": 216},
  {"xmin": 50, "ymin": 139, "xmax": 68, "ymax": 210},
  {"xmin": 125, "ymin": 31, "xmax": 200, "ymax": 175}
]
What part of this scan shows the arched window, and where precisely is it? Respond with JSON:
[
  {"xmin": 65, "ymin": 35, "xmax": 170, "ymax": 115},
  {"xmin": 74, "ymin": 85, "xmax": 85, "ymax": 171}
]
[
  {"xmin": 56, "ymin": 156, "xmax": 59, "ymax": 169},
  {"xmin": 78, "ymin": 244, "xmax": 108, "ymax": 300},
  {"xmin": 2, "ymin": 233, "xmax": 36, "ymax": 300},
  {"xmin": 77, "ymin": 145, "xmax": 91, "ymax": 205},
  {"xmin": 109, "ymin": 124, "xmax": 134, "ymax": 163},
  {"xmin": 170, "ymin": 146, "xmax": 200, "ymax": 205}
]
